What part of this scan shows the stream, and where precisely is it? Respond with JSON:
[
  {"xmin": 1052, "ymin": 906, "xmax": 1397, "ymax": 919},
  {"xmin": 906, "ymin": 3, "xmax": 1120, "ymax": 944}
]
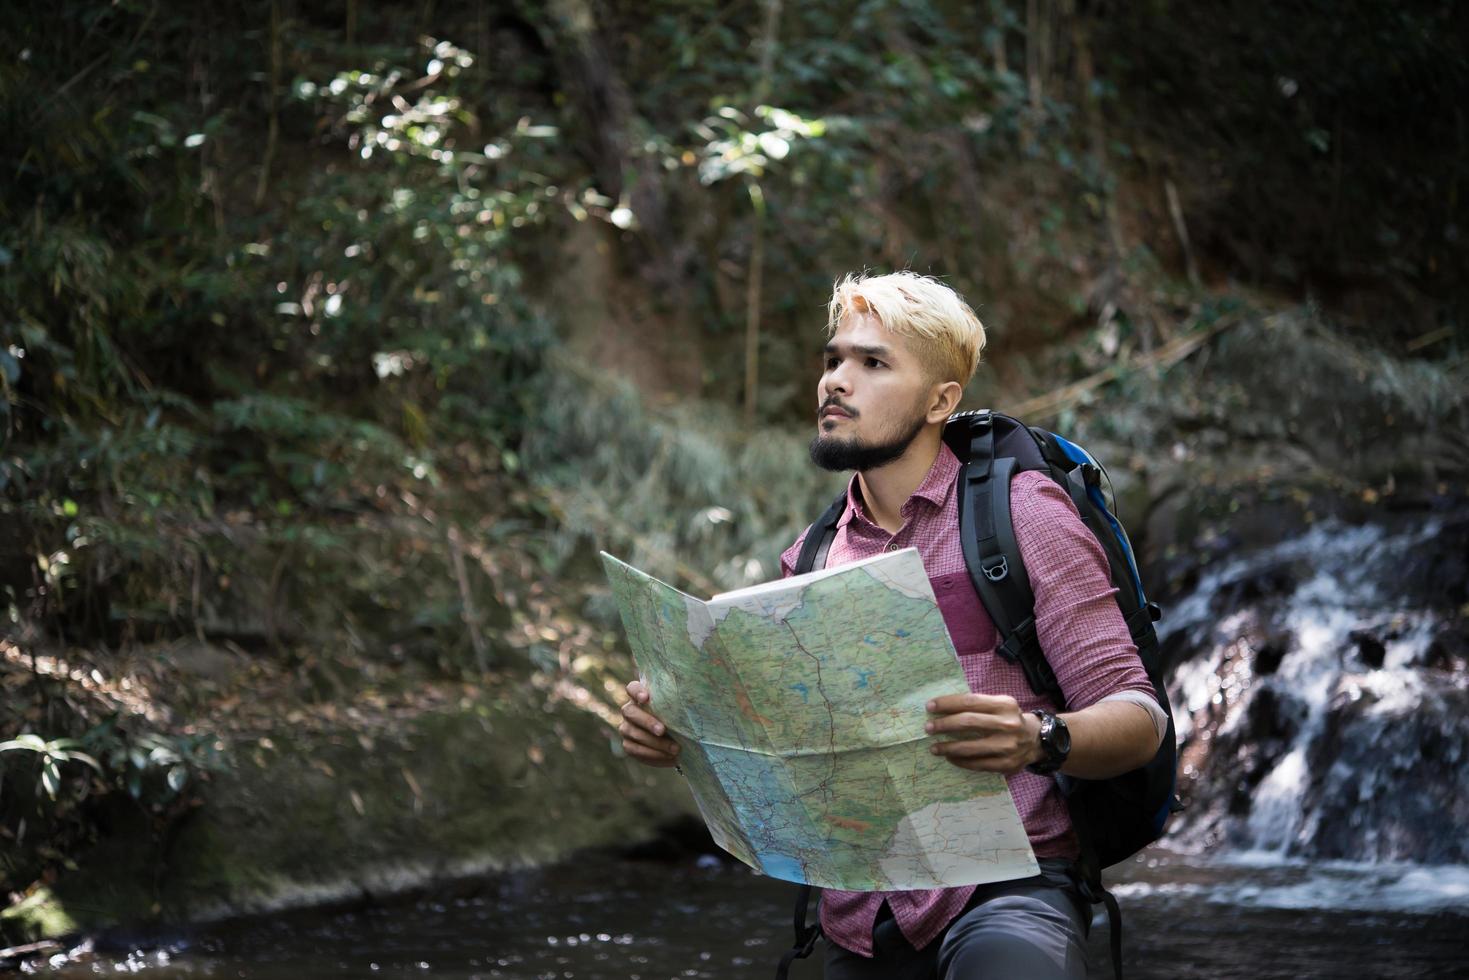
[{"xmin": 24, "ymin": 847, "xmax": 1469, "ymax": 978}]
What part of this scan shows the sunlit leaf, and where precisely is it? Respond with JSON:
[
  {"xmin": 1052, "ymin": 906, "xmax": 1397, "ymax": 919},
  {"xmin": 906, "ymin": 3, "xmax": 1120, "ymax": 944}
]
[
  {"xmin": 0, "ymin": 733, "xmax": 49, "ymax": 753},
  {"xmin": 61, "ymin": 750, "xmax": 105, "ymax": 774},
  {"xmin": 166, "ymin": 766, "xmax": 188, "ymax": 794}
]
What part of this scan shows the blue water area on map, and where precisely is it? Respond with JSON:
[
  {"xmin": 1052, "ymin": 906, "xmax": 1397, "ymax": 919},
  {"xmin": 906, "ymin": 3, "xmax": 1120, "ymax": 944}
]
[
  {"xmin": 756, "ymin": 851, "xmax": 807, "ymax": 883},
  {"xmin": 699, "ymin": 742, "xmax": 824, "ymax": 878}
]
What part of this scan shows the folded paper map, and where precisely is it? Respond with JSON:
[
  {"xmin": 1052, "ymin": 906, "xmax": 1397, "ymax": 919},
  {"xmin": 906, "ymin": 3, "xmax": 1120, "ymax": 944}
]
[{"xmin": 601, "ymin": 547, "xmax": 1037, "ymax": 891}]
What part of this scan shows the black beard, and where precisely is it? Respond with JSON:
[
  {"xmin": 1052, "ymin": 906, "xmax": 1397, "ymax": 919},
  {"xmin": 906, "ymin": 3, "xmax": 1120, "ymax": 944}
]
[{"xmin": 808, "ymin": 411, "xmax": 927, "ymax": 472}]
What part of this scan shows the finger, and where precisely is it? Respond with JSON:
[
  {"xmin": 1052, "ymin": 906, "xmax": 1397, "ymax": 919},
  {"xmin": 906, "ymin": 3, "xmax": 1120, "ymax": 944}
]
[
  {"xmin": 621, "ymin": 699, "xmax": 669, "ymax": 738},
  {"xmin": 619, "ymin": 717, "xmax": 679, "ymax": 755},
  {"xmin": 931, "ymin": 735, "xmax": 1014, "ymax": 760},
  {"xmin": 927, "ymin": 693, "xmax": 1020, "ymax": 715},
  {"xmin": 626, "ymin": 679, "xmax": 651, "ymax": 704},
  {"xmin": 619, "ymin": 701, "xmax": 680, "ymax": 757},
  {"xmin": 931, "ymin": 738, "xmax": 1028, "ymax": 773},
  {"xmin": 926, "ymin": 709, "xmax": 1025, "ymax": 736},
  {"xmin": 622, "ymin": 738, "xmax": 680, "ymax": 767}
]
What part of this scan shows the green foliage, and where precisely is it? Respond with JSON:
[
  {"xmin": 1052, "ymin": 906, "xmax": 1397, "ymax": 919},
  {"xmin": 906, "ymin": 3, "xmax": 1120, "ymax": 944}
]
[
  {"xmin": 0, "ymin": 711, "xmax": 224, "ymax": 894},
  {"xmin": 0, "ymin": 734, "xmax": 102, "ymax": 802},
  {"xmin": 80, "ymin": 717, "xmax": 223, "ymax": 804},
  {"xmin": 2, "ymin": 13, "xmax": 579, "ymax": 647}
]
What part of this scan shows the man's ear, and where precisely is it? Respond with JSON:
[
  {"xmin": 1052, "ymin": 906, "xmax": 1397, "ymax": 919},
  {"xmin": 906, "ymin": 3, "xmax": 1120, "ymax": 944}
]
[{"xmin": 925, "ymin": 380, "xmax": 963, "ymax": 424}]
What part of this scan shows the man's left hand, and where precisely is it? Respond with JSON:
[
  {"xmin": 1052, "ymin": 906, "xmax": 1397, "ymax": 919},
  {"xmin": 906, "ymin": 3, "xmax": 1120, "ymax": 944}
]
[{"xmin": 926, "ymin": 693, "xmax": 1042, "ymax": 775}]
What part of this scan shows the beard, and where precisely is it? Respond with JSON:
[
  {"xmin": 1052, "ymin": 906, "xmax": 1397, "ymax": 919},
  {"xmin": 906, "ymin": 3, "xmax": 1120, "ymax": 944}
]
[{"xmin": 808, "ymin": 406, "xmax": 928, "ymax": 473}]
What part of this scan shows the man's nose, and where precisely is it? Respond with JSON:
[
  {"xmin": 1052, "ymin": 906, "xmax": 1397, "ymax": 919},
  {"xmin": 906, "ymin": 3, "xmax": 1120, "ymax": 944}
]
[{"xmin": 823, "ymin": 363, "xmax": 852, "ymax": 396}]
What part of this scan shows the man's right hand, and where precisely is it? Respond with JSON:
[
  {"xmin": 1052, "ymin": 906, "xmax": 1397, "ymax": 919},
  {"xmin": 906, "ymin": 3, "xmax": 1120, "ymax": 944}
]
[{"xmin": 620, "ymin": 679, "xmax": 681, "ymax": 768}]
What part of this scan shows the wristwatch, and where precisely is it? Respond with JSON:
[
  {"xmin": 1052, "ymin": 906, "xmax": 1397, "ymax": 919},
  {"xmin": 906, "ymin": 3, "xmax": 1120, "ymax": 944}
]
[{"xmin": 1025, "ymin": 710, "xmax": 1071, "ymax": 776}]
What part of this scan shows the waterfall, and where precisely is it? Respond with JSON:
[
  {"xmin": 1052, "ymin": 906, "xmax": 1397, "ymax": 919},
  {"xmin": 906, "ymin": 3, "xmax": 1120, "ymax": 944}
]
[{"xmin": 1155, "ymin": 510, "xmax": 1469, "ymax": 865}]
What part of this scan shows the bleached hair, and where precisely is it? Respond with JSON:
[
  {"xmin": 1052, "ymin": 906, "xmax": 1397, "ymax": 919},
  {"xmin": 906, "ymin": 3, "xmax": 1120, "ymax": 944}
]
[{"xmin": 825, "ymin": 271, "xmax": 986, "ymax": 385}]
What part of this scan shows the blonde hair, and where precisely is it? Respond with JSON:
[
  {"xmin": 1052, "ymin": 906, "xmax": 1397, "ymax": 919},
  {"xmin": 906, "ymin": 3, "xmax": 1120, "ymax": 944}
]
[{"xmin": 826, "ymin": 271, "xmax": 986, "ymax": 385}]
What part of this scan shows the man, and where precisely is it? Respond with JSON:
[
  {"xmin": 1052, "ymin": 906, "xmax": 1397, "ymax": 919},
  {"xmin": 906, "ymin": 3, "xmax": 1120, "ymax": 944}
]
[{"xmin": 620, "ymin": 271, "xmax": 1166, "ymax": 979}]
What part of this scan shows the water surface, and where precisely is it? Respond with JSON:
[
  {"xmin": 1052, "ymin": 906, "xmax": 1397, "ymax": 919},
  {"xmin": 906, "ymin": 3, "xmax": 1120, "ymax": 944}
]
[{"xmin": 33, "ymin": 849, "xmax": 1469, "ymax": 979}]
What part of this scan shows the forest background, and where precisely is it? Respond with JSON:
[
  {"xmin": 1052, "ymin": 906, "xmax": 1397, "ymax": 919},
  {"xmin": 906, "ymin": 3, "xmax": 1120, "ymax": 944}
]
[{"xmin": 2, "ymin": 0, "xmax": 1467, "ymax": 944}]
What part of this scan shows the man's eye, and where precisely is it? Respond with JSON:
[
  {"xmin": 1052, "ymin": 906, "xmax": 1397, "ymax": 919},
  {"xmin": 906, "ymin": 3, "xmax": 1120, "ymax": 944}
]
[
  {"xmin": 824, "ymin": 357, "xmax": 839, "ymax": 369},
  {"xmin": 866, "ymin": 357, "xmax": 885, "ymax": 369}
]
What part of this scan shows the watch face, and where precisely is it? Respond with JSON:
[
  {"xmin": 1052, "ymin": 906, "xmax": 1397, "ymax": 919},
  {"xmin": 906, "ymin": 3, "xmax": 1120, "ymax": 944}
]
[
  {"xmin": 1050, "ymin": 716, "xmax": 1072, "ymax": 757},
  {"xmin": 1027, "ymin": 712, "xmax": 1069, "ymax": 776}
]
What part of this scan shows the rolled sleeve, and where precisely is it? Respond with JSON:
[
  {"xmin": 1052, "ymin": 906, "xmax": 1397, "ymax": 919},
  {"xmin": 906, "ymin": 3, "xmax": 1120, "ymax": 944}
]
[{"xmin": 1010, "ymin": 470, "xmax": 1156, "ymax": 711}]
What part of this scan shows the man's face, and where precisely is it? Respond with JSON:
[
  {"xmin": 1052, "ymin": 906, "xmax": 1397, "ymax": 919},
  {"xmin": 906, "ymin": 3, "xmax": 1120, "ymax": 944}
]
[{"xmin": 809, "ymin": 311, "xmax": 934, "ymax": 472}]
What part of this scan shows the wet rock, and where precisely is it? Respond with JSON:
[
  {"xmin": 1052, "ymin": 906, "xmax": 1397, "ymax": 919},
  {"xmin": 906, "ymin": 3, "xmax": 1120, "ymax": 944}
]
[
  {"xmin": 620, "ymin": 814, "xmax": 717, "ymax": 863},
  {"xmin": 1243, "ymin": 687, "xmax": 1306, "ymax": 742},
  {"xmin": 1348, "ymin": 629, "xmax": 1386, "ymax": 669},
  {"xmin": 1395, "ymin": 515, "xmax": 1469, "ymax": 612},
  {"xmin": 1421, "ymin": 625, "xmax": 1469, "ymax": 672},
  {"xmin": 1208, "ymin": 561, "xmax": 1300, "ymax": 613},
  {"xmin": 1251, "ymin": 630, "xmax": 1294, "ymax": 676},
  {"xmin": 1309, "ymin": 683, "xmax": 1469, "ymax": 864}
]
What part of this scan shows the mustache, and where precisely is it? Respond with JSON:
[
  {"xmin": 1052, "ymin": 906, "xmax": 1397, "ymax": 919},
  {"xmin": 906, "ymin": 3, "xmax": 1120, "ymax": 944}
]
[{"xmin": 818, "ymin": 397, "xmax": 858, "ymax": 418}]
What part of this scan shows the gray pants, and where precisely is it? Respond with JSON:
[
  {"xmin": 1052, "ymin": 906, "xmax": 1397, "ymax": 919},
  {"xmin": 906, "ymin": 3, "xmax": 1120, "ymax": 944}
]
[{"xmin": 822, "ymin": 862, "xmax": 1091, "ymax": 980}]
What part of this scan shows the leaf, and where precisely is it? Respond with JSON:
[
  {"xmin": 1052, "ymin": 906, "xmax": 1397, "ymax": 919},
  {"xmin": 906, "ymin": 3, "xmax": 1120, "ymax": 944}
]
[
  {"xmin": 41, "ymin": 761, "xmax": 60, "ymax": 799},
  {"xmin": 166, "ymin": 766, "xmax": 188, "ymax": 794},
  {"xmin": 0, "ymin": 733, "xmax": 49, "ymax": 753},
  {"xmin": 61, "ymin": 750, "xmax": 105, "ymax": 774}
]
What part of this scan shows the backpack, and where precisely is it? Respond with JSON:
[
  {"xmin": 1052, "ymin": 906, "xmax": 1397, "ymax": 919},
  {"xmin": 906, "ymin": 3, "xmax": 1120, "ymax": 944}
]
[{"xmin": 775, "ymin": 409, "xmax": 1181, "ymax": 980}]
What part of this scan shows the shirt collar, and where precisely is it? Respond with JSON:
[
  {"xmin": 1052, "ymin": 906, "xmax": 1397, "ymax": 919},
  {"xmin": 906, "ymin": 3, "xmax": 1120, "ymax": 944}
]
[{"xmin": 837, "ymin": 442, "xmax": 960, "ymax": 530}]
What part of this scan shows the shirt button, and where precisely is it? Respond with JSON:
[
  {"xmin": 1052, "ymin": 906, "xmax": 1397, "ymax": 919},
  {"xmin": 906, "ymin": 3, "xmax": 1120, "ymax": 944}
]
[{"xmin": 885, "ymin": 543, "xmax": 900, "ymax": 552}]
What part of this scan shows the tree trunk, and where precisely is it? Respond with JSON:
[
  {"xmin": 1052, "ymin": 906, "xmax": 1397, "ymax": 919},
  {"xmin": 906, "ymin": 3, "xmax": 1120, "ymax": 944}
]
[
  {"xmin": 1068, "ymin": 1, "xmax": 1124, "ymax": 263},
  {"xmin": 742, "ymin": 0, "xmax": 782, "ymax": 427},
  {"xmin": 254, "ymin": 0, "xmax": 281, "ymax": 208},
  {"xmin": 536, "ymin": 0, "xmax": 701, "ymax": 392},
  {"xmin": 543, "ymin": 0, "xmax": 666, "ymax": 238}
]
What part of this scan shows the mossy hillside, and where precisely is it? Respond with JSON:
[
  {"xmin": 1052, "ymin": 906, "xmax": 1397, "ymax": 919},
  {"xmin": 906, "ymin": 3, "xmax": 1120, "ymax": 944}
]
[{"xmin": 6, "ymin": 693, "xmax": 691, "ymax": 941}]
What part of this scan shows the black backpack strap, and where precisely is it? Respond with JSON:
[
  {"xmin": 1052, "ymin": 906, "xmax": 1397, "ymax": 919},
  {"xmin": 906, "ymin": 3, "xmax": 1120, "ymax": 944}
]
[
  {"xmin": 955, "ymin": 418, "xmax": 1063, "ymax": 704},
  {"xmin": 774, "ymin": 883, "xmax": 821, "ymax": 979},
  {"xmin": 1102, "ymin": 887, "xmax": 1124, "ymax": 980},
  {"xmin": 793, "ymin": 490, "xmax": 847, "ymax": 575},
  {"xmin": 1065, "ymin": 815, "xmax": 1124, "ymax": 980}
]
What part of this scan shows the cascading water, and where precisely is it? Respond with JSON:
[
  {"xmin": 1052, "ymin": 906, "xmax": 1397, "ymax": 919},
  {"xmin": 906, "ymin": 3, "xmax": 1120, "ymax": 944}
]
[{"xmin": 1160, "ymin": 509, "xmax": 1468, "ymax": 864}]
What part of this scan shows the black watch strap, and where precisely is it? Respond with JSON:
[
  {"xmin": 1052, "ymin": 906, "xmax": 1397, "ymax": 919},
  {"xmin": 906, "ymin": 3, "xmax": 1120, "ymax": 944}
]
[{"xmin": 1025, "ymin": 709, "xmax": 1070, "ymax": 775}]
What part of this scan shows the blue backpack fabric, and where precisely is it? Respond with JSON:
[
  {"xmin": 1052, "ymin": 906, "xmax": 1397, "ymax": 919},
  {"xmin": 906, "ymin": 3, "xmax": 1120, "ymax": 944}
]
[{"xmin": 779, "ymin": 409, "xmax": 1180, "ymax": 980}]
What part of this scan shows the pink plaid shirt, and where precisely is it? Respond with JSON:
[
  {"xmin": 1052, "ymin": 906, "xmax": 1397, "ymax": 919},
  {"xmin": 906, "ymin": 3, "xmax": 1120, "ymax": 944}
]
[{"xmin": 779, "ymin": 442, "xmax": 1156, "ymax": 957}]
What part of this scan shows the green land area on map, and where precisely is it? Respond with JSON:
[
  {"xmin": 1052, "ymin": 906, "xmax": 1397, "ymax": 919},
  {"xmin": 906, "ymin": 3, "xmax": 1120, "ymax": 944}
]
[{"xmin": 601, "ymin": 547, "xmax": 1037, "ymax": 891}]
